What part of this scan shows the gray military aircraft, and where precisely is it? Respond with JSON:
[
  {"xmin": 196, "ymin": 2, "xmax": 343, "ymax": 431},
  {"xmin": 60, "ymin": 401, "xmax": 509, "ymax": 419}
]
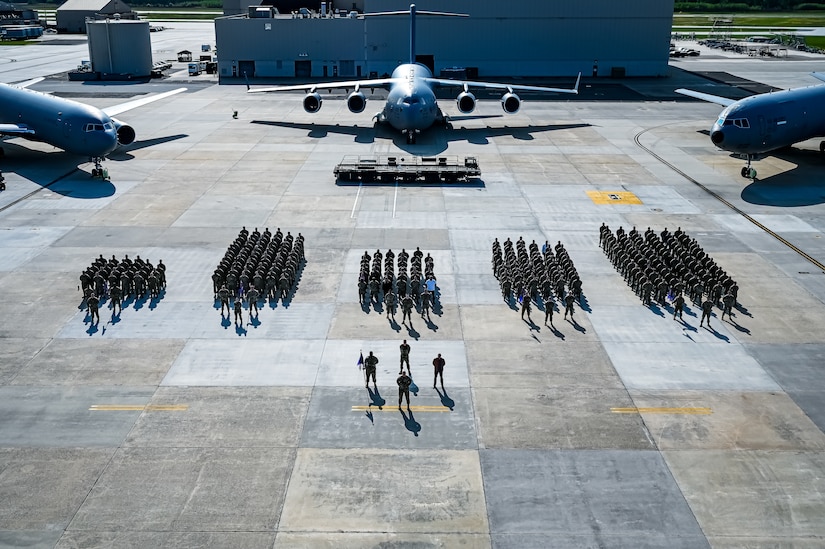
[
  {"xmin": 247, "ymin": 3, "xmax": 581, "ymax": 144},
  {"xmin": 677, "ymin": 73, "xmax": 825, "ymax": 179},
  {"xmin": 0, "ymin": 78, "xmax": 186, "ymax": 177}
]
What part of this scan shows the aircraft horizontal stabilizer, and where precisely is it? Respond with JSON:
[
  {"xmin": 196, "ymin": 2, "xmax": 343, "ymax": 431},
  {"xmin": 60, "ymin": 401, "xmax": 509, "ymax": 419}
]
[
  {"xmin": 102, "ymin": 87, "xmax": 187, "ymax": 117},
  {"xmin": 675, "ymin": 88, "xmax": 736, "ymax": 107}
]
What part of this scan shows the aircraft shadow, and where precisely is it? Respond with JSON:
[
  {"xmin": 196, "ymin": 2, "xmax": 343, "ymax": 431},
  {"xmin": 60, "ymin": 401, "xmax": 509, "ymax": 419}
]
[
  {"xmin": 107, "ymin": 134, "xmax": 189, "ymax": 161},
  {"xmin": 250, "ymin": 120, "xmax": 590, "ymax": 155},
  {"xmin": 739, "ymin": 148, "xmax": 825, "ymax": 207},
  {"xmin": 0, "ymin": 142, "xmax": 115, "ymax": 198}
]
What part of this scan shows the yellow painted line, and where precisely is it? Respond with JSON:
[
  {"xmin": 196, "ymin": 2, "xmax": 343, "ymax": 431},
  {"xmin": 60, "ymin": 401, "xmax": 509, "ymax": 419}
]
[
  {"xmin": 352, "ymin": 405, "xmax": 451, "ymax": 413},
  {"xmin": 89, "ymin": 404, "xmax": 189, "ymax": 412},
  {"xmin": 611, "ymin": 407, "xmax": 712, "ymax": 415},
  {"xmin": 586, "ymin": 190, "xmax": 643, "ymax": 205}
]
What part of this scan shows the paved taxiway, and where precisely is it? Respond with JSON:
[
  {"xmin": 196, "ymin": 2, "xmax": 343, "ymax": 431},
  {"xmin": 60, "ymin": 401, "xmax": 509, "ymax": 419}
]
[{"xmin": 1, "ymin": 25, "xmax": 825, "ymax": 549}]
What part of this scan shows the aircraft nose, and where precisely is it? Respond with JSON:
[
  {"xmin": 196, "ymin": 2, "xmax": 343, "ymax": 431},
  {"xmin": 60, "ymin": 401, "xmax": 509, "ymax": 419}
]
[{"xmin": 711, "ymin": 130, "xmax": 724, "ymax": 145}]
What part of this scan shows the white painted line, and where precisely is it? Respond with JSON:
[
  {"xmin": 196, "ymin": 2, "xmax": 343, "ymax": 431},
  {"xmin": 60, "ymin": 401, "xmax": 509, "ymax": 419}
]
[
  {"xmin": 393, "ymin": 182, "xmax": 398, "ymax": 219},
  {"xmin": 350, "ymin": 183, "xmax": 362, "ymax": 219}
]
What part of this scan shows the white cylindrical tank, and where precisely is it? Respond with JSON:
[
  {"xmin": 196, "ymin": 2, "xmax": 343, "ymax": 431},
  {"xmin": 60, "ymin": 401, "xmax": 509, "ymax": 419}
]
[{"xmin": 86, "ymin": 19, "xmax": 152, "ymax": 77}]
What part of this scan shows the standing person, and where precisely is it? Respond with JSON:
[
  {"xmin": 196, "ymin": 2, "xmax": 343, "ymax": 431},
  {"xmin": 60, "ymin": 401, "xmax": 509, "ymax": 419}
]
[
  {"xmin": 247, "ymin": 285, "xmax": 260, "ymax": 317},
  {"xmin": 700, "ymin": 298, "xmax": 714, "ymax": 327},
  {"xmin": 420, "ymin": 290, "xmax": 431, "ymax": 319},
  {"xmin": 385, "ymin": 291, "xmax": 396, "ymax": 319},
  {"xmin": 87, "ymin": 293, "xmax": 100, "ymax": 325},
  {"xmin": 233, "ymin": 296, "xmax": 243, "ymax": 326},
  {"xmin": 401, "ymin": 294, "xmax": 414, "ymax": 325},
  {"xmin": 432, "ymin": 353, "xmax": 445, "ymax": 390},
  {"xmin": 564, "ymin": 293, "xmax": 575, "ymax": 320},
  {"xmin": 544, "ymin": 299, "xmax": 554, "ymax": 328},
  {"xmin": 721, "ymin": 292, "xmax": 734, "ymax": 321},
  {"xmin": 399, "ymin": 340, "xmax": 411, "ymax": 371},
  {"xmin": 364, "ymin": 351, "xmax": 379, "ymax": 389},
  {"xmin": 218, "ymin": 284, "xmax": 231, "ymax": 315},
  {"xmin": 673, "ymin": 293, "xmax": 685, "ymax": 320},
  {"xmin": 520, "ymin": 293, "xmax": 531, "ymax": 321},
  {"xmin": 397, "ymin": 369, "xmax": 412, "ymax": 409},
  {"xmin": 110, "ymin": 284, "xmax": 122, "ymax": 316}
]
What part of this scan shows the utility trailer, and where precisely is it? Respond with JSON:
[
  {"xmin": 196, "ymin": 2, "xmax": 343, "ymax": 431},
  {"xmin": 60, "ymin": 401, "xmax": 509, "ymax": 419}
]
[{"xmin": 334, "ymin": 155, "xmax": 480, "ymax": 183}]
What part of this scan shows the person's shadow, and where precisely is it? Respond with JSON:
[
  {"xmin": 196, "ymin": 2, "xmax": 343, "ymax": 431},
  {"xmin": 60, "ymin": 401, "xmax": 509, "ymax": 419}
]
[
  {"xmin": 235, "ymin": 323, "xmax": 247, "ymax": 336},
  {"xmin": 249, "ymin": 315, "xmax": 262, "ymax": 329},
  {"xmin": 221, "ymin": 314, "xmax": 231, "ymax": 329},
  {"xmin": 408, "ymin": 377, "xmax": 419, "ymax": 397},
  {"xmin": 407, "ymin": 324, "xmax": 420, "ymax": 340},
  {"xmin": 435, "ymin": 387, "xmax": 454, "ymax": 410},
  {"xmin": 400, "ymin": 409, "xmax": 421, "ymax": 437},
  {"xmin": 367, "ymin": 387, "xmax": 385, "ymax": 410}
]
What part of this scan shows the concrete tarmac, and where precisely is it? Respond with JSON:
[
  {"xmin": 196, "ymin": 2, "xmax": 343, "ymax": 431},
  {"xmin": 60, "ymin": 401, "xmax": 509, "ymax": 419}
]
[{"xmin": 2, "ymin": 27, "xmax": 825, "ymax": 549}]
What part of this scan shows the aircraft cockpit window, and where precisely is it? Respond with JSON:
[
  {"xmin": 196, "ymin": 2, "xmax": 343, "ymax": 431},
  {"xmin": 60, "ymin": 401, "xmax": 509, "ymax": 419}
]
[
  {"xmin": 85, "ymin": 124, "xmax": 107, "ymax": 132},
  {"xmin": 731, "ymin": 118, "xmax": 750, "ymax": 128},
  {"xmin": 724, "ymin": 119, "xmax": 734, "ymax": 126},
  {"xmin": 103, "ymin": 122, "xmax": 113, "ymax": 130},
  {"xmin": 402, "ymin": 97, "xmax": 419, "ymax": 104}
]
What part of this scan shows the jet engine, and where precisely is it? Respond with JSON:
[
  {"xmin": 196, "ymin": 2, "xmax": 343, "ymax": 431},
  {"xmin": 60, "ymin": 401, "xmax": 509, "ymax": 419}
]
[
  {"xmin": 501, "ymin": 92, "xmax": 521, "ymax": 114},
  {"xmin": 303, "ymin": 92, "xmax": 322, "ymax": 113},
  {"xmin": 111, "ymin": 118, "xmax": 135, "ymax": 146},
  {"xmin": 347, "ymin": 90, "xmax": 367, "ymax": 113},
  {"xmin": 456, "ymin": 91, "xmax": 476, "ymax": 114}
]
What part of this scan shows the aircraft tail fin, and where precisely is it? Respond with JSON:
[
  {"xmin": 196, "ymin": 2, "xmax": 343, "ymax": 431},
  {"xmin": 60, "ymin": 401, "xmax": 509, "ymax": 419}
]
[{"xmin": 361, "ymin": 4, "xmax": 467, "ymax": 65}]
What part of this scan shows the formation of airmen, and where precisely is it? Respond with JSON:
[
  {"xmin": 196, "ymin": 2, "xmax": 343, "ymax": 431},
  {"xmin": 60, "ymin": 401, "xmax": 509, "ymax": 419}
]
[
  {"xmin": 212, "ymin": 227, "xmax": 305, "ymax": 319},
  {"xmin": 357, "ymin": 247, "xmax": 438, "ymax": 321},
  {"xmin": 600, "ymin": 224, "xmax": 740, "ymax": 320},
  {"xmin": 79, "ymin": 254, "xmax": 166, "ymax": 322},
  {"xmin": 492, "ymin": 237, "xmax": 583, "ymax": 314}
]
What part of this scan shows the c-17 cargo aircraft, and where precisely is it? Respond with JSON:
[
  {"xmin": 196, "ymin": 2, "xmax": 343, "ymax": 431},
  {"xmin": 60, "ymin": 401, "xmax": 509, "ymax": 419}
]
[
  {"xmin": 0, "ymin": 78, "xmax": 186, "ymax": 177},
  {"xmin": 247, "ymin": 4, "xmax": 581, "ymax": 144},
  {"xmin": 677, "ymin": 73, "xmax": 825, "ymax": 179}
]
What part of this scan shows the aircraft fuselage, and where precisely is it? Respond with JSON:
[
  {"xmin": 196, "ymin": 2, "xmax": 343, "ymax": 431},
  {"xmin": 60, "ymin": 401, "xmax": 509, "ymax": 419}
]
[
  {"xmin": 383, "ymin": 63, "xmax": 440, "ymax": 132},
  {"xmin": 0, "ymin": 83, "xmax": 118, "ymax": 157},
  {"xmin": 710, "ymin": 84, "xmax": 825, "ymax": 156}
]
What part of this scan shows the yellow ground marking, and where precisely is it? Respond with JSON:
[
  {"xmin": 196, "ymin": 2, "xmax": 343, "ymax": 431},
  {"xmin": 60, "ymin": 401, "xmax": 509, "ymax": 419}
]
[
  {"xmin": 611, "ymin": 407, "xmax": 712, "ymax": 415},
  {"xmin": 89, "ymin": 404, "xmax": 189, "ymax": 412},
  {"xmin": 586, "ymin": 191, "xmax": 643, "ymax": 205},
  {"xmin": 352, "ymin": 405, "xmax": 451, "ymax": 413}
]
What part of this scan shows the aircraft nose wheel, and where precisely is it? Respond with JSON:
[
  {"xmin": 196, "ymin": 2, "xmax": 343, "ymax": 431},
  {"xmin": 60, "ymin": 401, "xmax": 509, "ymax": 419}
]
[
  {"xmin": 741, "ymin": 166, "xmax": 756, "ymax": 179},
  {"xmin": 820, "ymin": 141, "xmax": 825, "ymax": 153}
]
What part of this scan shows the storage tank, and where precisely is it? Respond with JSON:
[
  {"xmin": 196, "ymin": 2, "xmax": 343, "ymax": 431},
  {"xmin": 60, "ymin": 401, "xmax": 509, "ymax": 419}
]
[{"xmin": 86, "ymin": 19, "xmax": 152, "ymax": 77}]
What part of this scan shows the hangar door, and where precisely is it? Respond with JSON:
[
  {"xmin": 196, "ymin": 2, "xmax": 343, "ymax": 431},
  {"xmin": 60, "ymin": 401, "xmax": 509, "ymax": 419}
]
[
  {"xmin": 238, "ymin": 60, "xmax": 255, "ymax": 78},
  {"xmin": 295, "ymin": 60, "xmax": 311, "ymax": 78}
]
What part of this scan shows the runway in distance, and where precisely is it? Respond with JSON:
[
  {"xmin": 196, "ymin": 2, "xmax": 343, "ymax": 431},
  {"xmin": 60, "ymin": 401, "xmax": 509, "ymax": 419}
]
[
  {"xmin": 0, "ymin": 79, "xmax": 186, "ymax": 177},
  {"xmin": 247, "ymin": 3, "xmax": 581, "ymax": 144},
  {"xmin": 677, "ymin": 73, "xmax": 825, "ymax": 179}
]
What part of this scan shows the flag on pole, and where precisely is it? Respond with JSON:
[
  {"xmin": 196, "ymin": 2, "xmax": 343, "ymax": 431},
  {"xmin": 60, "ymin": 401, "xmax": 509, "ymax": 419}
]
[{"xmin": 357, "ymin": 352, "xmax": 364, "ymax": 370}]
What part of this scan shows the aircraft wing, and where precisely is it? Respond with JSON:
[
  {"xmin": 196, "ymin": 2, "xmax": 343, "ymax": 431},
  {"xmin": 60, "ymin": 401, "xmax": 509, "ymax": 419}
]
[
  {"xmin": 13, "ymin": 77, "xmax": 45, "ymax": 89},
  {"xmin": 0, "ymin": 123, "xmax": 36, "ymax": 136},
  {"xmin": 101, "ymin": 87, "xmax": 187, "ymax": 117},
  {"xmin": 247, "ymin": 79, "xmax": 399, "ymax": 93},
  {"xmin": 674, "ymin": 88, "xmax": 736, "ymax": 107},
  {"xmin": 425, "ymin": 73, "xmax": 581, "ymax": 95}
]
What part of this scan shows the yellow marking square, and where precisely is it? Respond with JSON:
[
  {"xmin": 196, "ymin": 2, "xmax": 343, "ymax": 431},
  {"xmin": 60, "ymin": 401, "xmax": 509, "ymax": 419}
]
[{"xmin": 586, "ymin": 191, "xmax": 643, "ymax": 205}]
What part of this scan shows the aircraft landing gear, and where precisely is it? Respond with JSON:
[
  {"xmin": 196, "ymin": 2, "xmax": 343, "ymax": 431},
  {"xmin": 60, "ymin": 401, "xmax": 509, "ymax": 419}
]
[
  {"xmin": 820, "ymin": 140, "xmax": 825, "ymax": 153},
  {"xmin": 90, "ymin": 157, "xmax": 109, "ymax": 180},
  {"xmin": 740, "ymin": 156, "xmax": 756, "ymax": 180},
  {"xmin": 405, "ymin": 130, "xmax": 418, "ymax": 145}
]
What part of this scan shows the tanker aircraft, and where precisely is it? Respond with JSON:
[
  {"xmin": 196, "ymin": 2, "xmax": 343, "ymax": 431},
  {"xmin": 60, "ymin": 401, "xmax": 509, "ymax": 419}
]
[
  {"xmin": 247, "ymin": 4, "xmax": 581, "ymax": 144},
  {"xmin": 677, "ymin": 73, "xmax": 825, "ymax": 179},
  {"xmin": 0, "ymin": 78, "xmax": 186, "ymax": 176}
]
